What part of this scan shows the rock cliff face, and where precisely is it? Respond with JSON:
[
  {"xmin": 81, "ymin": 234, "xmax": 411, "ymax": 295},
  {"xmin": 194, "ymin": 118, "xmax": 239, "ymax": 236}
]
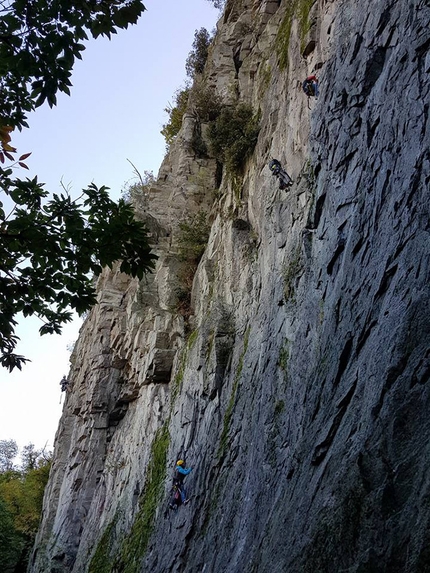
[{"xmin": 30, "ymin": 0, "xmax": 430, "ymax": 572}]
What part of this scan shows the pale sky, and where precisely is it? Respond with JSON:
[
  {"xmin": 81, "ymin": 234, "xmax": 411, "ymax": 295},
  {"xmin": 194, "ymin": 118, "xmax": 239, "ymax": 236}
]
[{"xmin": 0, "ymin": 0, "xmax": 220, "ymax": 453}]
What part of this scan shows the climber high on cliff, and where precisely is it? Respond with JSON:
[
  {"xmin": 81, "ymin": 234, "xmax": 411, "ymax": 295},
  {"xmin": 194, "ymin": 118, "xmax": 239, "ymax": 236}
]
[
  {"xmin": 302, "ymin": 74, "xmax": 319, "ymax": 98},
  {"xmin": 169, "ymin": 459, "xmax": 192, "ymax": 510},
  {"xmin": 268, "ymin": 158, "xmax": 293, "ymax": 190},
  {"xmin": 60, "ymin": 375, "xmax": 69, "ymax": 392}
]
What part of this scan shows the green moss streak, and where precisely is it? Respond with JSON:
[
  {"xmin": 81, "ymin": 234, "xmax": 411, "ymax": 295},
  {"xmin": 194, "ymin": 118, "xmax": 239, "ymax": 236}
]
[
  {"xmin": 217, "ymin": 328, "xmax": 250, "ymax": 458},
  {"xmin": 283, "ymin": 248, "xmax": 302, "ymax": 303},
  {"xmin": 200, "ymin": 479, "xmax": 223, "ymax": 536},
  {"xmin": 170, "ymin": 330, "xmax": 198, "ymax": 408},
  {"xmin": 274, "ymin": 400, "xmax": 285, "ymax": 417},
  {"xmin": 276, "ymin": 2, "xmax": 295, "ymax": 71},
  {"xmin": 259, "ymin": 63, "xmax": 272, "ymax": 98},
  {"xmin": 187, "ymin": 329, "xmax": 199, "ymax": 349},
  {"xmin": 117, "ymin": 424, "xmax": 170, "ymax": 573},
  {"xmin": 170, "ymin": 360, "xmax": 185, "ymax": 406},
  {"xmin": 278, "ymin": 339, "xmax": 290, "ymax": 372},
  {"xmin": 88, "ymin": 517, "xmax": 117, "ymax": 573},
  {"xmin": 298, "ymin": 0, "xmax": 316, "ymax": 51},
  {"xmin": 276, "ymin": 0, "xmax": 316, "ymax": 70}
]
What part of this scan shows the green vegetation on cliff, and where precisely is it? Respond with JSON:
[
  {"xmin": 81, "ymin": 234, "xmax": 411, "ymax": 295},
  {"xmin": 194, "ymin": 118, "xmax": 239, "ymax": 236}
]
[
  {"xmin": 283, "ymin": 246, "xmax": 302, "ymax": 303},
  {"xmin": 276, "ymin": 0, "xmax": 316, "ymax": 69},
  {"xmin": 88, "ymin": 517, "xmax": 118, "ymax": 573},
  {"xmin": 160, "ymin": 87, "xmax": 191, "ymax": 146},
  {"xmin": 208, "ymin": 103, "xmax": 260, "ymax": 177},
  {"xmin": 218, "ymin": 328, "xmax": 250, "ymax": 459},
  {"xmin": 89, "ymin": 425, "xmax": 170, "ymax": 573},
  {"xmin": 175, "ymin": 212, "xmax": 211, "ymax": 320},
  {"xmin": 185, "ymin": 28, "xmax": 212, "ymax": 79}
]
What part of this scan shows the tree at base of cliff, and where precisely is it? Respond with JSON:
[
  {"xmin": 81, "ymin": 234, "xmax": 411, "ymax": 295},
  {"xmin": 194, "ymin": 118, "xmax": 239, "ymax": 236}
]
[
  {"xmin": 0, "ymin": 0, "xmax": 155, "ymax": 372},
  {"xmin": 0, "ymin": 441, "xmax": 52, "ymax": 573}
]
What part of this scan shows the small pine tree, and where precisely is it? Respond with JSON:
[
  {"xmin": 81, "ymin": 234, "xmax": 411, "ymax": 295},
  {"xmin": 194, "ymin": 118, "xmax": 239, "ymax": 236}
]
[{"xmin": 185, "ymin": 28, "xmax": 211, "ymax": 78}]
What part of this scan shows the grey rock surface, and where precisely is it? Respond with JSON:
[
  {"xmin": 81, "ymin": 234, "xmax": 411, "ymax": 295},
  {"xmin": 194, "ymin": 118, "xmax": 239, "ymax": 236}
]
[{"xmin": 30, "ymin": 0, "xmax": 430, "ymax": 572}]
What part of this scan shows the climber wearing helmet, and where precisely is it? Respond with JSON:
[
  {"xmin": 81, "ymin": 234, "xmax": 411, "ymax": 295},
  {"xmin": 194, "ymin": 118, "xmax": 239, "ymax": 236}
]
[
  {"xmin": 268, "ymin": 158, "xmax": 293, "ymax": 190},
  {"xmin": 172, "ymin": 460, "xmax": 192, "ymax": 506}
]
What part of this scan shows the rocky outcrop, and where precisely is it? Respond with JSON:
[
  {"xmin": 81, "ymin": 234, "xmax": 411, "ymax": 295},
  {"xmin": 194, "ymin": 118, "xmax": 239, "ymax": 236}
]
[{"xmin": 30, "ymin": 0, "xmax": 430, "ymax": 572}]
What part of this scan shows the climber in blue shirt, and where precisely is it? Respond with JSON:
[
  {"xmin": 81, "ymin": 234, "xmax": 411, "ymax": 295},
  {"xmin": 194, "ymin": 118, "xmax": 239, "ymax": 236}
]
[{"xmin": 173, "ymin": 459, "xmax": 192, "ymax": 504}]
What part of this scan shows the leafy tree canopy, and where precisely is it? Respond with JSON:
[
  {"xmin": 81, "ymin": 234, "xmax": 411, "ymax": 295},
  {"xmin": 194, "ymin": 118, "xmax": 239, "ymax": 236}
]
[
  {"xmin": 0, "ymin": 178, "xmax": 157, "ymax": 372},
  {"xmin": 0, "ymin": 0, "xmax": 156, "ymax": 372},
  {"xmin": 0, "ymin": 439, "xmax": 18, "ymax": 472},
  {"xmin": 0, "ymin": 0, "xmax": 146, "ymax": 131}
]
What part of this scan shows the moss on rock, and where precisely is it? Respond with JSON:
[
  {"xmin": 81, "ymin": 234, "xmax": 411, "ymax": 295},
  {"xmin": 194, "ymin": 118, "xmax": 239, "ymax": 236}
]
[
  {"xmin": 276, "ymin": 0, "xmax": 316, "ymax": 70},
  {"xmin": 88, "ymin": 517, "xmax": 117, "ymax": 573},
  {"xmin": 217, "ymin": 328, "xmax": 250, "ymax": 458},
  {"xmin": 115, "ymin": 424, "xmax": 170, "ymax": 573}
]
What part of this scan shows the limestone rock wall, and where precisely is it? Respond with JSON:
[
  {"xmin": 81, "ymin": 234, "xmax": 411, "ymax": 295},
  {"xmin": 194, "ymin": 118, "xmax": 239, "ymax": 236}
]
[{"xmin": 30, "ymin": 0, "xmax": 430, "ymax": 572}]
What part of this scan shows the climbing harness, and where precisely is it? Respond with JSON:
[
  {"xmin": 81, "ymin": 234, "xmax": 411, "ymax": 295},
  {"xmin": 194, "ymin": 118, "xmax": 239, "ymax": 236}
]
[{"xmin": 269, "ymin": 159, "xmax": 293, "ymax": 190}]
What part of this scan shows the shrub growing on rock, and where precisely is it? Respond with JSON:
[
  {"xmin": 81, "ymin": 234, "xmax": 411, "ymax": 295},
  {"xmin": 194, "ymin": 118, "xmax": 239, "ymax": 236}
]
[
  {"xmin": 175, "ymin": 212, "xmax": 211, "ymax": 319},
  {"xmin": 205, "ymin": 0, "xmax": 225, "ymax": 9},
  {"xmin": 121, "ymin": 170, "xmax": 155, "ymax": 213},
  {"xmin": 191, "ymin": 81, "xmax": 222, "ymax": 123},
  {"xmin": 208, "ymin": 102, "xmax": 260, "ymax": 176},
  {"xmin": 178, "ymin": 211, "xmax": 210, "ymax": 263},
  {"xmin": 189, "ymin": 82, "xmax": 222, "ymax": 157},
  {"xmin": 160, "ymin": 87, "xmax": 190, "ymax": 146}
]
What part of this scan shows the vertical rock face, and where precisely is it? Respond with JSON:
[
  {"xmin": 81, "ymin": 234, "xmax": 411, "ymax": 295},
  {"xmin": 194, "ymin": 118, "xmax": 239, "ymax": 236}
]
[{"xmin": 30, "ymin": 0, "xmax": 430, "ymax": 572}]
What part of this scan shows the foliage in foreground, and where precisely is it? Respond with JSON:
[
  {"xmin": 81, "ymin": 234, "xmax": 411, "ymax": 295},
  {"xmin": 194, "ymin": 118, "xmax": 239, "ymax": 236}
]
[
  {"xmin": 0, "ymin": 180, "xmax": 157, "ymax": 372},
  {"xmin": 0, "ymin": 0, "xmax": 152, "ymax": 371},
  {"xmin": 0, "ymin": 0, "xmax": 146, "ymax": 133}
]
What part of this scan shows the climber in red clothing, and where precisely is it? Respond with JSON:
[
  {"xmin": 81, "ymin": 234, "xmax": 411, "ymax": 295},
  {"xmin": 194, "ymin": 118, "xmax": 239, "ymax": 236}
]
[{"xmin": 302, "ymin": 74, "xmax": 319, "ymax": 98}]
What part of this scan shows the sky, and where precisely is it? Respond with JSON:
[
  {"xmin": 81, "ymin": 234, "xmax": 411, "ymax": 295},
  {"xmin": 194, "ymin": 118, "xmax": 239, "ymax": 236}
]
[{"xmin": 0, "ymin": 0, "xmax": 220, "ymax": 456}]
